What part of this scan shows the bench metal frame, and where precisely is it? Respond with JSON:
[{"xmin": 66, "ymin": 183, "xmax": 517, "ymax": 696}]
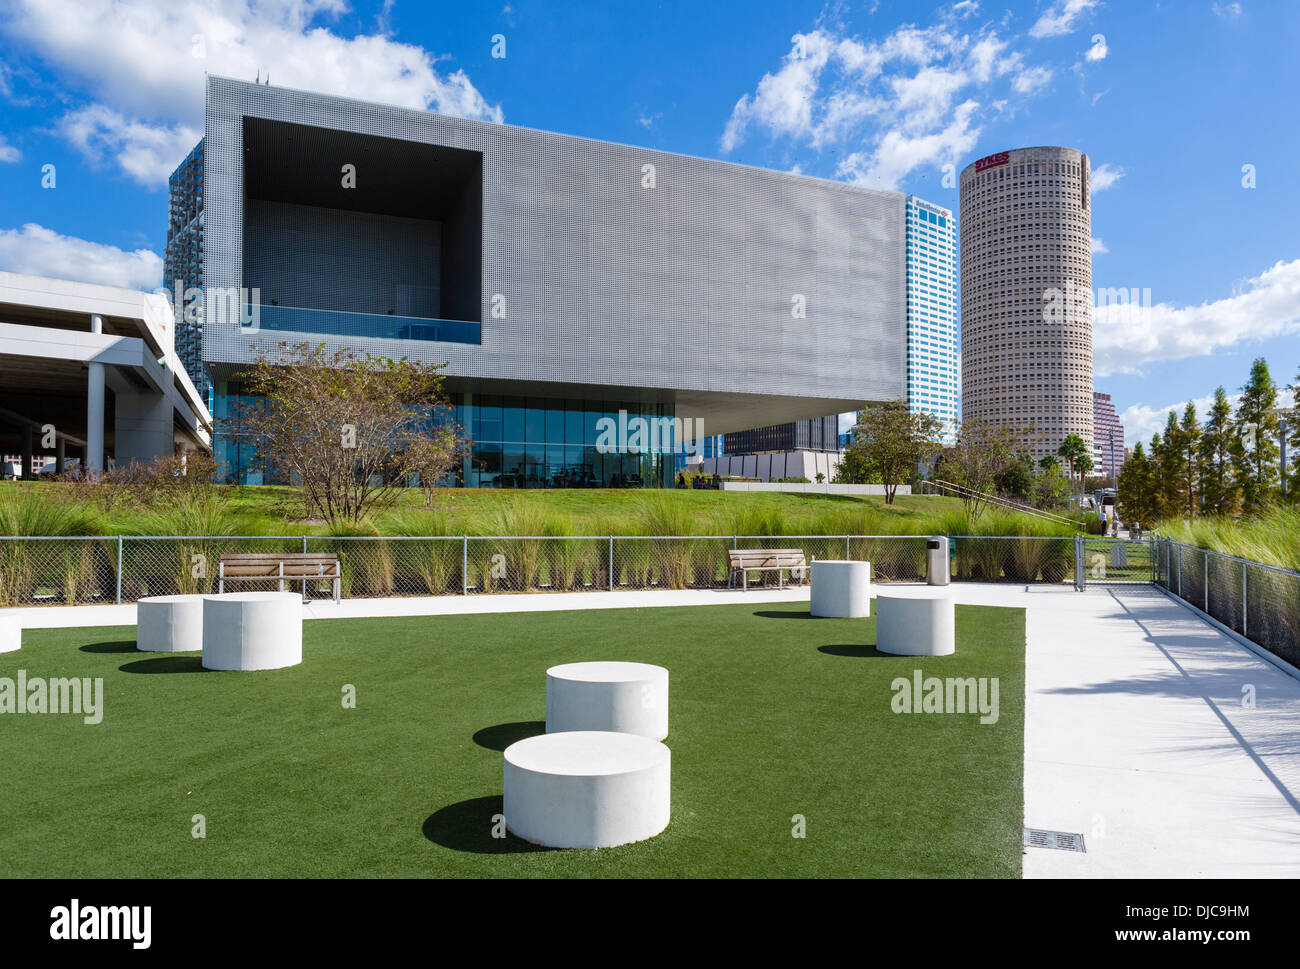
[
  {"xmin": 218, "ymin": 554, "xmax": 342, "ymax": 603},
  {"xmin": 727, "ymin": 549, "xmax": 808, "ymax": 591}
]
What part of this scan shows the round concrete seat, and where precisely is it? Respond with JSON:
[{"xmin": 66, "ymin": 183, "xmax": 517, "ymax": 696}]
[
  {"xmin": 0, "ymin": 615, "xmax": 19, "ymax": 653},
  {"xmin": 875, "ymin": 590, "xmax": 955, "ymax": 656},
  {"xmin": 136, "ymin": 594, "xmax": 205, "ymax": 652},
  {"xmin": 546, "ymin": 661, "xmax": 668, "ymax": 740},
  {"xmin": 503, "ymin": 731, "xmax": 671, "ymax": 848},
  {"xmin": 201, "ymin": 592, "xmax": 302, "ymax": 671},
  {"xmin": 810, "ymin": 560, "xmax": 872, "ymax": 618}
]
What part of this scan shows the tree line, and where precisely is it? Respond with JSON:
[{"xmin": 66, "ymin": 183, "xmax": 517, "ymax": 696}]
[{"xmin": 1117, "ymin": 357, "xmax": 1298, "ymax": 526}]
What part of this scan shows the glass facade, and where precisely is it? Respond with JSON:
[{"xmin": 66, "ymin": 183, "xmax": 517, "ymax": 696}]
[
  {"xmin": 905, "ymin": 195, "xmax": 960, "ymax": 442},
  {"xmin": 212, "ymin": 384, "xmax": 676, "ymax": 488}
]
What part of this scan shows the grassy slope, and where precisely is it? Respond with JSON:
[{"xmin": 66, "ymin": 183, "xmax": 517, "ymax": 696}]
[
  {"xmin": 1157, "ymin": 506, "xmax": 1300, "ymax": 571},
  {"xmin": 3, "ymin": 602, "xmax": 1024, "ymax": 878},
  {"xmin": 0, "ymin": 481, "xmax": 1079, "ymax": 537}
]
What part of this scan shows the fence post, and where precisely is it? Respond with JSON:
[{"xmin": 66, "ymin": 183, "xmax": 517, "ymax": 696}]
[
  {"xmin": 462, "ymin": 537, "xmax": 468, "ymax": 596},
  {"xmin": 302, "ymin": 536, "xmax": 307, "ymax": 554},
  {"xmin": 1204, "ymin": 549, "xmax": 1209, "ymax": 614},
  {"xmin": 1074, "ymin": 535, "xmax": 1084, "ymax": 591},
  {"xmin": 1177, "ymin": 544, "xmax": 1183, "ymax": 599},
  {"xmin": 1242, "ymin": 561, "xmax": 1248, "ymax": 638},
  {"xmin": 116, "ymin": 536, "xmax": 123, "ymax": 604},
  {"xmin": 608, "ymin": 536, "xmax": 614, "ymax": 592}
]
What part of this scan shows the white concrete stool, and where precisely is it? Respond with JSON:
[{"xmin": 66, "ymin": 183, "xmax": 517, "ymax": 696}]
[
  {"xmin": 875, "ymin": 590, "xmax": 955, "ymax": 656},
  {"xmin": 503, "ymin": 731, "xmax": 671, "ymax": 848},
  {"xmin": 546, "ymin": 661, "xmax": 669, "ymax": 740},
  {"xmin": 201, "ymin": 592, "xmax": 302, "ymax": 671},
  {"xmin": 810, "ymin": 560, "xmax": 872, "ymax": 618},
  {"xmin": 136, "ymin": 595, "xmax": 205, "ymax": 652},
  {"xmin": 0, "ymin": 615, "xmax": 19, "ymax": 653}
]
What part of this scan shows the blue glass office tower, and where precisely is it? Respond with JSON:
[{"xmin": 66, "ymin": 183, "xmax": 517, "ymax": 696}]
[{"xmin": 904, "ymin": 196, "xmax": 960, "ymax": 440}]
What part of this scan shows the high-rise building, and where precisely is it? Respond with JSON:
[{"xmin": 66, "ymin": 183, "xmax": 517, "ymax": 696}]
[
  {"xmin": 1093, "ymin": 391, "xmax": 1124, "ymax": 477},
  {"xmin": 178, "ymin": 77, "xmax": 912, "ymax": 487},
  {"xmin": 959, "ymin": 146, "xmax": 1093, "ymax": 464},
  {"xmin": 905, "ymin": 195, "xmax": 959, "ymax": 439},
  {"xmin": 724, "ymin": 416, "xmax": 840, "ymax": 455},
  {"xmin": 164, "ymin": 140, "xmax": 208, "ymax": 403}
]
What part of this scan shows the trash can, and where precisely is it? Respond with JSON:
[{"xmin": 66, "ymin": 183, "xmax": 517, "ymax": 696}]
[{"xmin": 926, "ymin": 536, "xmax": 950, "ymax": 586}]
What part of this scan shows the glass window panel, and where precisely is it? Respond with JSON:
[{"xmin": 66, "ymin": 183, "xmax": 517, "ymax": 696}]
[
  {"xmin": 546, "ymin": 399, "xmax": 564, "ymax": 443},
  {"xmin": 525, "ymin": 398, "xmax": 546, "ymax": 444},
  {"xmin": 502, "ymin": 396, "xmax": 525, "ymax": 442}
]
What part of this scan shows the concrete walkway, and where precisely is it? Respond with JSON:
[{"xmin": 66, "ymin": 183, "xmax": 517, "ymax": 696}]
[{"xmin": 5, "ymin": 581, "xmax": 1298, "ymax": 877}]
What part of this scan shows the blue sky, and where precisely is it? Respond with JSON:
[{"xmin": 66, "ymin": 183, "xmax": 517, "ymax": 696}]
[{"xmin": 1, "ymin": 0, "xmax": 1297, "ymax": 445}]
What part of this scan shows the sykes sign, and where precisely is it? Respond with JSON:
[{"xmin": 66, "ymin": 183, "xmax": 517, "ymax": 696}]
[{"xmin": 973, "ymin": 151, "xmax": 1010, "ymax": 173}]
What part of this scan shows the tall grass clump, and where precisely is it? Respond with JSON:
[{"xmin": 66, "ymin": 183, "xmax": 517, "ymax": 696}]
[
  {"xmin": 0, "ymin": 485, "xmax": 104, "ymax": 605},
  {"xmin": 1159, "ymin": 507, "xmax": 1300, "ymax": 571}
]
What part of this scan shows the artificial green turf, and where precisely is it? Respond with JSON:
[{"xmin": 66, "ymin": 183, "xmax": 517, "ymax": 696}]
[{"xmin": 1, "ymin": 602, "xmax": 1024, "ymax": 877}]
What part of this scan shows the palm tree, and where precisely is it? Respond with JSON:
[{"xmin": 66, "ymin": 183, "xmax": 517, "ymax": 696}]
[{"xmin": 1057, "ymin": 434, "xmax": 1088, "ymax": 481}]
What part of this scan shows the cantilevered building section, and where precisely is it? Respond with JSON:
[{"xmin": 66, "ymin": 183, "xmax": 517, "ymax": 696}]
[
  {"xmin": 905, "ymin": 195, "xmax": 959, "ymax": 441},
  {"xmin": 187, "ymin": 76, "xmax": 909, "ymax": 486},
  {"xmin": 959, "ymin": 147, "xmax": 1093, "ymax": 464}
]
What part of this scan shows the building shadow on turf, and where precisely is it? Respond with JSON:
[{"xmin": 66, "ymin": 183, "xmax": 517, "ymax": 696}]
[
  {"xmin": 817, "ymin": 644, "xmax": 896, "ymax": 658},
  {"xmin": 118, "ymin": 655, "xmax": 207, "ymax": 674},
  {"xmin": 422, "ymin": 795, "xmax": 553, "ymax": 854},
  {"xmin": 752, "ymin": 610, "xmax": 816, "ymax": 619},
  {"xmin": 473, "ymin": 721, "xmax": 546, "ymax": 751},
  {"xmin": 80, "ymin": 641, "xmax": 139, "ymax": 653}
]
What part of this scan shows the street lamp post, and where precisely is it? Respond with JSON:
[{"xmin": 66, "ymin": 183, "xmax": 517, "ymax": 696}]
[{"xmin": 1109, "ymin": 427, "xmax": 1116, "ymax": 491}]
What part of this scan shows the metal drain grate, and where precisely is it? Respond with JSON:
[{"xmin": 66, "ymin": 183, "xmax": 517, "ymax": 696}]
[{"xmin": 1023, "ymin": 828, "xmax": 1086, "ymax": 852}]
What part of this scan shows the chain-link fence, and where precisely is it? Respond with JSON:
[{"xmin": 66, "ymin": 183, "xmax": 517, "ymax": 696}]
[
  {"xmin": 1156, "ymin": 538, "xmax": 1300, "ymax": 669},
  {"xmin": 0, "ymin": 533, "xmax": 1095, "ymax": 604}
]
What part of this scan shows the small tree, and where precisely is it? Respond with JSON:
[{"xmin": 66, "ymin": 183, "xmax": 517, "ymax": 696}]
[
  {"xmin": 940, "ymin": 418, "xmax": 1028, "ymax": 520},
  {"xmin": 1231, "ymin": 357, "xmax": 1280, "ymax": 514},
  {"xmin": 225, "ymin": 343, "xmax": 468, "ymax": 524},
  {"xmin": 1038, "ymin": 455, "xmax": 1061, "ymax": 473},
  {"xmin": 839, "ymin": 401, "xmax": 943, "ymax": 503}
]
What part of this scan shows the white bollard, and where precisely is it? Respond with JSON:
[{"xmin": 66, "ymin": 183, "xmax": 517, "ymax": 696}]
[
  {"xmin": 136, "ymin": 595, "xmax": 205, "ymax": 652},
  {"xmin": 810, "ymin": 560, "xmax": 872, "ymax": 618},
  {"xmin": 504, "ymin": 731, "xmax": 671, "ymax": 848},
  {"xmin": 0, "ymin": 615, "xmax": 20, "ymax": 653},
  {"xmin": 546, "ymin": 661, "xmax": 668, "ymax": 740},
  {"xmin": 875, "ymin": 590, "xmax": 955, "ymax": 656},
  {"xmin": 201, "ymin": 592, "xmax": 302, "ymax": 671}
]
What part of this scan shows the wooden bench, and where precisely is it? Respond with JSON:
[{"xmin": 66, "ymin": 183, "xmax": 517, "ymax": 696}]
[
  {"xmin": 218, "ymin": 553, "xmax": 341, "ymax": 602},
  {"xmin": 727, "ymin": 549, "xmax": 808, "ymax": 591}
]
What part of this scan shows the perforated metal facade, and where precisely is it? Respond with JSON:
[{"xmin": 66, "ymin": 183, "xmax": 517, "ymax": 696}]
[{"xmin": 201, "ymin": 76, "xmax": 906, "ymax": 435}]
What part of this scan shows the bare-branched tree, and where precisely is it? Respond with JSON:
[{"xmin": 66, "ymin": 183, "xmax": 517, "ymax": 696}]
[{"xmin": 224, "ymin": 343, "xmax": 469, "ymax": 524}]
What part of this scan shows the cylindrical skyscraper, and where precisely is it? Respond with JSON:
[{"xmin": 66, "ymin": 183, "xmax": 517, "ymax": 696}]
[{"xmin": 959, "ymin": 146, "xmax": 1093, "ymax": 465}]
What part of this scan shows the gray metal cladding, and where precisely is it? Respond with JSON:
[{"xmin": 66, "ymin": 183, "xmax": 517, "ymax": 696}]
[{"xmin": 204, "ymin": 76, "xmax": 906, "ymax": 404}]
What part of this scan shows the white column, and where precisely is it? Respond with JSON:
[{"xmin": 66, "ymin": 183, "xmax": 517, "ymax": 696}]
[{"xmin": 86, "ymin": 313, "xmax": 105, "ymax": 472}]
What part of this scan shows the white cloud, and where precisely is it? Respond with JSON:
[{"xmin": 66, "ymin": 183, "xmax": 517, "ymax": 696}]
[
  {"xmin": 1094, "ymin": 258, "xmax": 1300, "ymax": 376},
  {"xmin": 1090, "ymin": 161, "xmax": 1124, "ymax": 192},
  {"xmin": 1084, "ymin": 34, "xmax": 1108, "ymax": 61},
  {"xmin": 59, "ymin": 105, "xmax": 200, "ymax": 188},
  {"xmin": 3, "ymin": 0, "xmax": 502, "ymax": 185},
  {"xmin": 0, "ymin": 135, "xmax": 19, "ymax": 163},
  {"xmin": 721, "ymin": 15, "xmax": 1057, "ymax": 190},
  {"xmin": 952, "ymin": 1, "xmax": 981, "ymax": 17},
  {"xmin": 1120, "ymin": 391, "xmax": 1241, "ymax": 447},
  {"xmin": 1011, "ymin": 64, "xmax": 1054, "ymax": 94},
  {"xmin": 1091, "ymin": 236, "xmax": 1107, "ymax": 254},
  {"xmin": 1212, "ymin": 2, "xmax": 1243, "ymax": 20},
  {"xmin": 1029, "ymin": 0, "xmax": 1099, "ymax": 39},
  {"xmin": 0, "ymin": 223, "xmax": 162, "ymax": 290}
]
